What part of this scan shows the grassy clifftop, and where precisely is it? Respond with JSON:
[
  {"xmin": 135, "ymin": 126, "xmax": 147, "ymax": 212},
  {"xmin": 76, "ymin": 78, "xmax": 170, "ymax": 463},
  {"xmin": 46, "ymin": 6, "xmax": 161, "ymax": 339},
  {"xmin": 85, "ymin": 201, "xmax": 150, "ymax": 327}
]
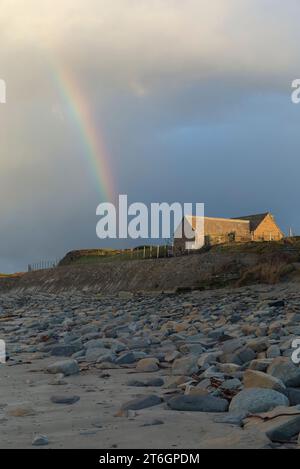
[{"xmin": 1, "ymin": 238, "xmax": 300, "ymax": 294}]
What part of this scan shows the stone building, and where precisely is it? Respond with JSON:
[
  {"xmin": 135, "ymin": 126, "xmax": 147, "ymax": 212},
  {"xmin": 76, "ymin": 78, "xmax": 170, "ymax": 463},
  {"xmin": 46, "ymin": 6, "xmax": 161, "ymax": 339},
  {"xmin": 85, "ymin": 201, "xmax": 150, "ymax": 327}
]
[{"xmin": 173, "ymin": 212, "xmax": 284, "ymax": 254}]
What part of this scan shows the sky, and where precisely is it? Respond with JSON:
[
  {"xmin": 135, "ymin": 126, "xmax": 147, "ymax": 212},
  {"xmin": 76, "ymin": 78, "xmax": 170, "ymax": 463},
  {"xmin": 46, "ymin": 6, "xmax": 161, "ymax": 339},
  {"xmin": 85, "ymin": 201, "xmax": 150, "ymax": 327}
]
[{"xmin": 1, "ymin": 0, "xmax": 300, "ymax": 272}]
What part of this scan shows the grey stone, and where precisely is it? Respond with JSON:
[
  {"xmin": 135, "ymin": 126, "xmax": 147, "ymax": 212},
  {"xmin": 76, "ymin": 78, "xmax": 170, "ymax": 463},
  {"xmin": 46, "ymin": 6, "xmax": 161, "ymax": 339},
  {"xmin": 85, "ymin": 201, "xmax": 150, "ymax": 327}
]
[
  {"xmin": 47, "ymin": 359, "xmax": 79, "ymax": 376},
  {"xmin": 179, "ymin": 344, "xmax": 205, "ymax": 355},
  {"xmin": 214, "ymin": 412, "xmax": 247, "ymax": 426},
  {"xmin": 222, "ymin": 338, "xmax": 243, "ymax": 354},
  {"xmin": 208, "ymin": 328, "xmax": 226, "ymax": 340},
  {"xmin": 96, "ymin": 352, "xmax": 116, "ymax": 364},
  {"xmin": 72, "ymin": 350, "xmax": 85, "ymax": 359},
  {"xmin": 115, "ymin": 352, "xmax": 136, "ymax": 365},
  {"xmin": 168, "ymin": 394, "xmax": 229, "ymax": 412},
  {"xmin": 121, "ymin": 395, "xmax": 162, "ymax": 411},
  {"xmin": 164, "ymin": 350, "xmax": 181, "ymax": 363},
  {"xmin": 63, "ymin": 333, "xmax": 80, "ymax": 344},
  {"xmin": 127, "ymin": 377, "xmax": 164, "ymax": 387},
  {"xmin": 50, "ymin": 395, "xmax": 80, "ymax": 405},
  {"xmin": 32, "ymin": 435, "xmax": 49, "ymax": 446},
  {"xmin": 244, "ymin": 370, "xmax": 286, "ymax": 394},
  {"xmin": 84, "ymin": 338, "xmax": 106, "ymax": 349},
  {"xmin": 265, "ymin": 414, "xmax": 300, "ymax": 442},
  {"xmin": 235, "ymin": 347, "xmax": 256, "ymax": 364},
  {"xmin": 172, "ymin": 355, "xmax": 198, "ymax": 376},
  {"xmin": 50, "ymin": 344, "xmax": 81, "ymax": 357},
  {"xmin": 136, "ymin": 358, "xmax": 159, "ymax": 372},
  {"xmin": 266, "ymin": 345, "xmax": 281, "ymax": 359},
  {"xmin": 111, "ymin": 342, "xmax": 127, "ymax": 353},
  {"xmin": 267, "ymin": 357, "xmax": 300, "ymax": 387},
  {"xmin": 141, "ymin": 419, "xmax": 164, "ymax": 427},
  {"xmin": 287, "ymin": 388, "xmax": 300, "ymax": 406},
  {"xmin": 229, "ymin": 388, "xmax": 289, "ymax": 414},
  {"xmin": 268, "ymin": 300, "xmax": 285, "ymax": 308},
  {"xmin": 249, "ymin": 359, "xmax": 273, "ymax": 372},
  {"xmin": 247, "ymin": 338, "xmax": 269, "ymax": 353},
  {"xmin": 85, "ymin": 348, "xmax": 107, "ymax": 361},
  {"xmin": 197, "ymin": 352, "xmax": 222, "ymax": 369},
  {"xmin": 221, "ymin": 378, "xmax": 242, "ymax": 391}
]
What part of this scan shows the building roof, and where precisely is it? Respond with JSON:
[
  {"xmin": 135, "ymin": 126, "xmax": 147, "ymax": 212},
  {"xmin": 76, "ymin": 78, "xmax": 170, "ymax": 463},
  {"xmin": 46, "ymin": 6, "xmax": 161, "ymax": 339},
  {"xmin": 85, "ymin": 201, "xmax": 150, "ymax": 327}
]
[
  {"xmin": 186, "ymin": 215, "xmax": 249, "ymax": 231},
  {"xmin": 231, "ymin": 213, "xmax": 270, "ymax": 231},
  {"xmin": 184, "ymin": 212, "xmax": 282, "ymax": 234}
]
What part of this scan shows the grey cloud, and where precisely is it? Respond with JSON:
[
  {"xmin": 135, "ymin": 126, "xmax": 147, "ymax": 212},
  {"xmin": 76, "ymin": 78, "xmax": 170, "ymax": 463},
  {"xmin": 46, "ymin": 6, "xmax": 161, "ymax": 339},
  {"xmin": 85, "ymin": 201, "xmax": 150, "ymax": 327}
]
[{"xmin": 1, "ymin": 1, "xmax": 300, "ymax": 271}]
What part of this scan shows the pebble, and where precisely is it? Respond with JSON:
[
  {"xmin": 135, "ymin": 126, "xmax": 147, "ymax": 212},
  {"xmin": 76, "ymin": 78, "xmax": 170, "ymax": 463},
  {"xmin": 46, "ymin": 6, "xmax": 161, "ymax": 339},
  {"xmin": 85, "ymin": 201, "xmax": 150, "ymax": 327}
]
[
  {"xmin": 127, "ymin": 377, "xmax": 164, "ymax": 387},
  {"xmin": 32, "ymin": 435, "xmax": 49, "ymax": 446},
  {"xmin": 141, "ymin": 419, "xmax": 164, "ymax": 427},
  {"xmin": 121, "ymin": 395, "xmax": 162, "ymax": 411},
  {"xmin": 50, "ymin": 395, "xmax": 80, "ymax": 405},
  {"xmin": 168, "ymin": 395, "xmax": 229, "ymax": 412},
  {"xmin": 47, "ymin": 359, "xmax": 79, "ymax": 376}
]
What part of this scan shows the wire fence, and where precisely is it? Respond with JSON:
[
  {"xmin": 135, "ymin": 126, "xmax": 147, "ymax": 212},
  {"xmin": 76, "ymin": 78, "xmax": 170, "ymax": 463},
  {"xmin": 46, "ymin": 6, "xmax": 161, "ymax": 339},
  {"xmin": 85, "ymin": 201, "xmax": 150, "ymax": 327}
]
[
  {"xmin": 27, "ymin": 247, "xmax": 175, "ymax": 270},
  {"xmin": 129, "ymin": 245, "xmax": 174, "ymax": 260},
  {"xmin": 71, "ymin": 245, "xmax": 175, "ymax": 265},
  {"xmin": 28, "ymin": 259, "xmax": 60, "ymax": 272}
]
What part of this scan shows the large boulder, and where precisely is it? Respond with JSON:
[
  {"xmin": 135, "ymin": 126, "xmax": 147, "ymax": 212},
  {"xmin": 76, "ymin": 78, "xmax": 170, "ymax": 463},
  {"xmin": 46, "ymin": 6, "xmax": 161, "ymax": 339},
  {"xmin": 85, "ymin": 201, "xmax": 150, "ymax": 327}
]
[
  {"xmin": 115, "ymin": 352, "xmax": 136, "ymax": 365},
  {"xmin": 244, "ymin": 406, "xmax": 300, "ymax": 443},
  {"xmin": 267, "ymin": 357, "xmax": 300, "ymax": 387},
  {"xmin": 136, "ymin": 358, "xmax": 159, "ymax": 373},
  {"xmin": 172, "ymin": 355, "xmax": 199, "ymax": 376},
  {"xmin": 287, "ymin": 388, "xmax": 300, "ymax": 406},
  {"xmin": 247, "ymin": 338, "xmax": 269, "ymax": 353},
  {"xmin": 243, "ymin": 370, "xmax": 286, "ymax": 394},
  {"xmin": 229, "ymin": 388, "xmax": 289, "ymax": 414}
]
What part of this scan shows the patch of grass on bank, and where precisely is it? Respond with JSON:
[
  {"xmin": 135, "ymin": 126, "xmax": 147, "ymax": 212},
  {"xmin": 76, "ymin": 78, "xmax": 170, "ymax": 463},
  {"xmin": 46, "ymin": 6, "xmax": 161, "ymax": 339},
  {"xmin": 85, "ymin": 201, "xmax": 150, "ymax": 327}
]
[{"xmin": 72, "ymin": 246, "xmax": 170, "ymax": 265}]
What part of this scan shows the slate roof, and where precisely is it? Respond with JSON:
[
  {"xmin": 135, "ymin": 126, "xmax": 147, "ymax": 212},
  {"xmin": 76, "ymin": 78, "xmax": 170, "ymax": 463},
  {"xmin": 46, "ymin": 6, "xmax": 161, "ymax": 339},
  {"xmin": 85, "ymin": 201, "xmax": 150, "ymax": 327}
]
[{"xmin": 231, "ymin": 213, "xmax": 270, "ymax": 231}]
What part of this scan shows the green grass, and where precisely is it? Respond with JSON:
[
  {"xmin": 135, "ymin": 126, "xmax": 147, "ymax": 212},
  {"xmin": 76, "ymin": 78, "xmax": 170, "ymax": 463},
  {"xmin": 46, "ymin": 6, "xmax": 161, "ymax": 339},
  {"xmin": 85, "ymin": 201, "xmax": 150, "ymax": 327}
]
[
  {"xmin": 213, "ymin": 239, "xmax": 300, "ymax": 255},
  {"xmin": 72, "ymin": 246, "xmax": 170, "ymax": 265}
]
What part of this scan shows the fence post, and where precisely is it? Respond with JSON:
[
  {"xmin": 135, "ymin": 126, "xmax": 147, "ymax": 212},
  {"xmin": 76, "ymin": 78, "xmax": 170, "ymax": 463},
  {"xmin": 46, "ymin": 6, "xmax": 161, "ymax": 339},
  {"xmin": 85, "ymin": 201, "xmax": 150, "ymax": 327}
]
[{"xmin": 157, "ymin": 245, "xmax": 160, "ymax": 259}]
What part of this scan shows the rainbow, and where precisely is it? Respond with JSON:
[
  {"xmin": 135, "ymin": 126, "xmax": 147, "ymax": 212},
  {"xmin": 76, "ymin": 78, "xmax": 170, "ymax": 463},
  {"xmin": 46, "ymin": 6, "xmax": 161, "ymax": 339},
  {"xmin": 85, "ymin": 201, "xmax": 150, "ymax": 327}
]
[{"xmin": 52, "ymin": 66, "xmax": 115, "ymax": 202}]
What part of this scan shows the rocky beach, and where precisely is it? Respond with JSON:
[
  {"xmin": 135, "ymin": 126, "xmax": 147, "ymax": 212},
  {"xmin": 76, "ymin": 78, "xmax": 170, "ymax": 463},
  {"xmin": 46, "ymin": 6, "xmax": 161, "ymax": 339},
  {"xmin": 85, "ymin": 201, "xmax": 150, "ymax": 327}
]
[{"xmin": 1, "ymin": 282, "xmax": 300, "ymax": 449}]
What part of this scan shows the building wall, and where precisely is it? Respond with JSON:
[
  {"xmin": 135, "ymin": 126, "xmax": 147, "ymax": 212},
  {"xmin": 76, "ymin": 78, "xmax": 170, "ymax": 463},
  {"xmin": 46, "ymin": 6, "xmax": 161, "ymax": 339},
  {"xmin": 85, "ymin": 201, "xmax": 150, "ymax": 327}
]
[
  {"xmin": 173, "ymin": 217, "xmax": 251, "ymax": 254},
  {"xmin": 203, "ymin": 218, "xmax": 250, "ymax": 244},
  {"xmin": 173, "ymin": 214, "xmax": 284, "ymax": 255},
  {"xmin": 252, "ymin": 214, "xmax": 284, "ymax": 241}
]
